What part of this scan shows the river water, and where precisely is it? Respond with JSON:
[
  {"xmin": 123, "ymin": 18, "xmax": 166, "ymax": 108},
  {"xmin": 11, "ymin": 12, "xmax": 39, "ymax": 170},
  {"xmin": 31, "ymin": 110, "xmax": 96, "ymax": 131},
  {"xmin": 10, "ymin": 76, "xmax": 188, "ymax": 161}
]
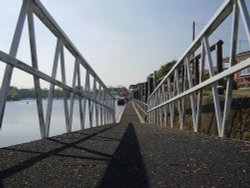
[{"xmin": 0, "ymin": 99, "xmax": 124, "ymax": 148}]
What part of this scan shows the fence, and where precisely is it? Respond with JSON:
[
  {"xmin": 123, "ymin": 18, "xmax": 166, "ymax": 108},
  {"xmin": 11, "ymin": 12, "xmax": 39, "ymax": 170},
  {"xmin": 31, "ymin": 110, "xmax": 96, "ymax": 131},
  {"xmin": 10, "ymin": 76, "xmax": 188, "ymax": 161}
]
[
  {"xmin": 0, "ymin": 0, "xmax": 115, "ymax": 138},
  {"xmin": 147, "ymin": 0, "xmax": 250, "ymax": 137}
]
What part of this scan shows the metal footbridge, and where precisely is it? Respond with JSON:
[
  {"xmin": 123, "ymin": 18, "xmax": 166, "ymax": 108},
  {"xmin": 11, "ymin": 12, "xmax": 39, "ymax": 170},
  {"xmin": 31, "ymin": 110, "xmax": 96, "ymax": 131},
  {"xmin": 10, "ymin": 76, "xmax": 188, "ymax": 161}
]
[{"xmin": 0, "ymin": 0, "xmax": 250, "ymax": 187}]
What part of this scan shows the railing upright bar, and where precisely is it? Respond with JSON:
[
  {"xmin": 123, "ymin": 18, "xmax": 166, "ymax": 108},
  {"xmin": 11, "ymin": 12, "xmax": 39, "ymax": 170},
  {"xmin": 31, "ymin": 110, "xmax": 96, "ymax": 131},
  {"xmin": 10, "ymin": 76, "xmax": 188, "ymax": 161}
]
[
  {"xmin": 82, "ymin": 83, "xmax": 87, "ymax": 129},
  {"xmin": 97, "ymin": 84, "xmax": 101, "ymax": 126},
  {"xmin": 90, "ymin": 79, "xmax": 96, "ymax": 126},
  {"xmin": 68, "ymin": 59, "xmax": 78, "ymax": 132},
  {"xmin": 186, "ymin": 58, "xmax": 198, "ymax": 131},
  {"xmin": 100, "ymin": 87, "xmax": 104, "ymax": 125},
  {"xmin": 203, "ymin": 37, "xmax": 223, "ymax": 135},
  {"xmin": 27, "ymin": 1, "xmax": 46, "ymax": 138},
  {"xmin": 59, "ymin": 42, "xmax": 70, "ymax": 133},
  {"xmin": 158, "ymin": 89, "xmax": 162, "ymax": 126},
  {"xmin": 175, "ymin": 69, "xmax": 184, "ymax": 129},
  {"xmin": 93, "ymin": 79, "xmax": 98, "ymax": 126},
  {"xmin": 103, "ymin": 93, "xmax": 107, "ymax": 125},
  {"xmin": 195, "ymin": 43, "xmax": 205, "ymax": 132},
  {"xmin": 161, "ymin": 84, "xmax": 165, "ymax": 126},
  {"xmin": 0, "ymin": 0, "xmax": 28, "ymax": 128},
  {"xmin": 167, "ymin": 78, "xmax": 174, "ymax": 128},
  {"xmin": 163, "ymin": 85, "xmax": 168, "ymax": 127},
  {"xmin": 222, "ymin": 2, "xmax": 240, "ymax": 137},
  {"xmin": 45, "ymin": 39, "xmax": 61, "ymax": 137},
  {"xmin": 76, "ymin": 58, "xmax": 84, "ymax": 130},
  {"xmin": 181, "ymin": 62, "xmax": 187, "ymax": 126},
  {"xmin": 84, "ymin": 70, "xmax": 90, "ymax": 127}
]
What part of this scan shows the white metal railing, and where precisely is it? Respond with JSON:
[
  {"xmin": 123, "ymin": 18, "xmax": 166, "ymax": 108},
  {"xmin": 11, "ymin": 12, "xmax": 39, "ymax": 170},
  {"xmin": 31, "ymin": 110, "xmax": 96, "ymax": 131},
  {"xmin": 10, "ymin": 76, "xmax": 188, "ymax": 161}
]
[
  {"xmin": 133, "ymin": 99, "xmax": 147, "ymax": 117},
  {"xmin": 0, "ymin": 0, "xmax": 115, "ymax": 138},
  {"xmin": 147, "ymin": 0, "xmax": 250, "ymax": 137}
]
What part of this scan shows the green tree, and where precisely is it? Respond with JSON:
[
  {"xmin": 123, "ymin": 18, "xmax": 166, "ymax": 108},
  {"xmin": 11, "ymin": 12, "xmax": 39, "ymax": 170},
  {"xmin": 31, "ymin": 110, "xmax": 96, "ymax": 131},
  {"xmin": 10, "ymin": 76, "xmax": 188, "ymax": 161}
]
[
  {"xmin": 19, "ymin": 88, "xmax": 35, "ymax": 99},
  {"xmin": 156, "ymin": 60, "xmax": 177, "ymax": 80},
  {"xmin": 54, "ymin": 88, "xmax": 64, "ymax": 98},
  {"xmin": 7, "ymin": 86, "xmax": 20, "ymax": 101}
]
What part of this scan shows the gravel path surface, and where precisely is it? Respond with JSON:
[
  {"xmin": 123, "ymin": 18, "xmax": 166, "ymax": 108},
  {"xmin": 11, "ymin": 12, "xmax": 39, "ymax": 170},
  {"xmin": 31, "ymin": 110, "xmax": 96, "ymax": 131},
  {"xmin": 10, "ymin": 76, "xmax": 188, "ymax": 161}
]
[{"xmin": 0, "ymin": 102, "xmax": 249, "ymax": 187}]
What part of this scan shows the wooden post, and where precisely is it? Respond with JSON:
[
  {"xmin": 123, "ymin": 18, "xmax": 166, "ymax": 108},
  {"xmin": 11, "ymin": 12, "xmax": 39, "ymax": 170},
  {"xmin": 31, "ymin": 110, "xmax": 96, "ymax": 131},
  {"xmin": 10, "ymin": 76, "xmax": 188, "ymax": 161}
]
[{"xmin": 153, "ymin": 71, "xmax": 157, "ymax": 90}]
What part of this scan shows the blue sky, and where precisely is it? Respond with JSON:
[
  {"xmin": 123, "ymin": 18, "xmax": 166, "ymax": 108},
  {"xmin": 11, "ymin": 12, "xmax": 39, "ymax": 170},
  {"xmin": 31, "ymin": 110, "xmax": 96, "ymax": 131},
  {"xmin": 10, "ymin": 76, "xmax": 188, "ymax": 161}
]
[{"xmin": 0, "ymin": 0, "xmax": 249, "ymax": 88}]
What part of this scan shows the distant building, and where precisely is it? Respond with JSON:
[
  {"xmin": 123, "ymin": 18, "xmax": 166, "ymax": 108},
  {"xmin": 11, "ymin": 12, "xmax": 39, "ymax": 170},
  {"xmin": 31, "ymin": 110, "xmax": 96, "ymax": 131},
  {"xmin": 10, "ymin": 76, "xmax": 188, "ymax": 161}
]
[
  {"xmin": 129, "ymin": 82, "xmax": 147, "ymax": 102},
  {"xmin": 129, "ymin": 85, "xmax": 137, "ymax": 92},
  {"xmin": 224, "ymin": 51, "xmax": 250, "ymax": 88}
]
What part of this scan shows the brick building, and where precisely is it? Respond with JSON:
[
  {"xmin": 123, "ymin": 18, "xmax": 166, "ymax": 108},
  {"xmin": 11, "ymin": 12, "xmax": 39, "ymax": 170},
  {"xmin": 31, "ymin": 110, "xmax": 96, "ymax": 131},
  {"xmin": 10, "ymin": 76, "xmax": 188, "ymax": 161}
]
[{"xmin": 224, "ymin": 51, "xmax": 250, "ymax": 88}]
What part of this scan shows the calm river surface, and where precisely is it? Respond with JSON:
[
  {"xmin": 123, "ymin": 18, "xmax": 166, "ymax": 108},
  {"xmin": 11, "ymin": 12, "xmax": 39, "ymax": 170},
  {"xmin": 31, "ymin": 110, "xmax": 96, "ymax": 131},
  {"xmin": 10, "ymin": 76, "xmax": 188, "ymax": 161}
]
[{"xmin": 0, "ymin": 99, "xmax": 124, "ymax": 148}]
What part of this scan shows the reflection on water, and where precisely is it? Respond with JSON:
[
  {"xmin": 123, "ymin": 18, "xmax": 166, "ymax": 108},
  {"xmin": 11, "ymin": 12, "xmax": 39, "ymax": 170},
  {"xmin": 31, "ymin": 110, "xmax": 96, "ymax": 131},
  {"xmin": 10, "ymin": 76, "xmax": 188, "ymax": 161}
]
[{"xmin": 0, "ymin": 99, "xmax": 124, "ymax": 148}]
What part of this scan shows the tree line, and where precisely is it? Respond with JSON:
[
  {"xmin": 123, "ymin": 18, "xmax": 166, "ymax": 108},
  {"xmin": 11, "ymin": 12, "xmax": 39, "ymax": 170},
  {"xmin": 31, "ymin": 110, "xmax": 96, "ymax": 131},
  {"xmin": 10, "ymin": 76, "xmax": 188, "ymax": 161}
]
[
  {"xmin": 148, "ymin": 60, "xmax": 177, "ymax": 81},
  {"xmin": 7, "ymin": 86, "xmax": 65, "ymax": 101},
  {"xmin": 6, "ymin": 86, "xmax": 128, "ymax": 101}
]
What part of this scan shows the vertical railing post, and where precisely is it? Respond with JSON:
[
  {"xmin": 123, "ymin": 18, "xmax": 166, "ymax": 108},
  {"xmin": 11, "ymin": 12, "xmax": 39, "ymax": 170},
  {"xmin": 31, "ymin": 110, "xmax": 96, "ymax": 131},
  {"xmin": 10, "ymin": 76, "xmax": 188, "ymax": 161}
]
[
  {"xmin": 186, "ymin": 58, "xmax": 198, "ymax": 132},
  {"xmin": 204, "ymin": 37, "xmax": 223, "ymax": 136},
  {"xmin": 77, "ymin": 58, "xmax": 85, "ymax": 130},
  {"xmin": 0, "ymin": 0, "xmax": 29, "ymax": 128},
  {"xmin": 27, "ymin": 1, "xmax": 46, "ymax": 138},
  {"xmin": 45, "ymin": 39, "xmax": 61, "ymax": 137},
  {"xmin": 167, "ymin": 77, "xmax": 174, "ymax": 128},
  {"xmin": 59, "ymin": 41, "xmax": 70, "ymax": 133},
  {"xmin": 68, "ymin": 59, "xmax": 78, "ymax": 132},
  {"xmin": 222, "ymin": 1, "xmax": 240, "ymax": 137}
]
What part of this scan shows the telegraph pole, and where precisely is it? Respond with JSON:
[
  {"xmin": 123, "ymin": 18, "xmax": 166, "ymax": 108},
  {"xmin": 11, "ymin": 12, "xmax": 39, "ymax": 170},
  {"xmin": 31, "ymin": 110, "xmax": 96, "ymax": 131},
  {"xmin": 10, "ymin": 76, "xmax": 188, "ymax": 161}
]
[
  {"xmin": 192, "ymin": 21, "xmax": 196, "ymax": 41},
  {"xmin": 192, "ymin": 21, "xmax": 198, "ymax": 84}
]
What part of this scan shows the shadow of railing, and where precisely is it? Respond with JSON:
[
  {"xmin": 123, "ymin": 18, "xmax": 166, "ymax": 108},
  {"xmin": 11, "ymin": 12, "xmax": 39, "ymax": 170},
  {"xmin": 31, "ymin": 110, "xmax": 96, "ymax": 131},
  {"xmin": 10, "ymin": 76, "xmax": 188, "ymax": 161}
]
[{"xmin": 0, "ymin": 123, "xmax": 119, "ymax": 187}]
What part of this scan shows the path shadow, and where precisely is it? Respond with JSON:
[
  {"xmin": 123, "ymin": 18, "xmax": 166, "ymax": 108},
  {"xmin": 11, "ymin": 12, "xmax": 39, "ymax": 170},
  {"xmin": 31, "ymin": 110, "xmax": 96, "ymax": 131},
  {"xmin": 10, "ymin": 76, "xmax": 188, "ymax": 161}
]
[
  {"xmin": 98, "ymin": 123, "xmax": 149, "ymax": 188},
  {"xmin": 0, "ymin": 123, "xmax": 119, "ymax": 186}
]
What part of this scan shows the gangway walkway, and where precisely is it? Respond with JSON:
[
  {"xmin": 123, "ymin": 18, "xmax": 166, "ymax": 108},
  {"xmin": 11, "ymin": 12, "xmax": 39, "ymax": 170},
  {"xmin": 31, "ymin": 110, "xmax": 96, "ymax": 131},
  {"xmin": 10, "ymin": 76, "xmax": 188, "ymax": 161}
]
[{"xmin": 0, "ymin": 102, "xmax": 249, "ymax": 187}]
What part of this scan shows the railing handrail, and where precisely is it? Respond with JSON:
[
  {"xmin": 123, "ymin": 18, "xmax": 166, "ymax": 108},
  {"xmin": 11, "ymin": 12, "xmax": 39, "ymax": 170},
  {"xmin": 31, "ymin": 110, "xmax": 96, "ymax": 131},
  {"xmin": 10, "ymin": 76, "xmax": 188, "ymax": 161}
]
[
  {"xmin": 147, "ymin": 0, "xmax": 250, "ymax": 138},
  {"xmin": 0, "ymin": 51, "xmax": 114, "ymax": 111}
]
